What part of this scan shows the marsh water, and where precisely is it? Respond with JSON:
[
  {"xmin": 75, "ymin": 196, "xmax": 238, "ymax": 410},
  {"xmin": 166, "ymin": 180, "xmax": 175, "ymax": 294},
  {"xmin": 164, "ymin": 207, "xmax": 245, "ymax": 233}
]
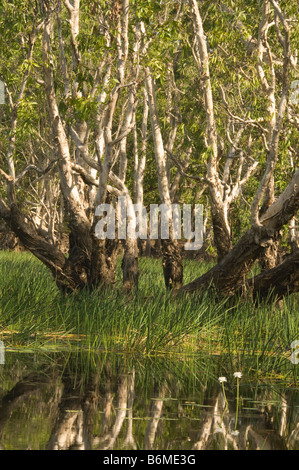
[{"xmin": 0, "ymin": 350, "xmax": 299, "ymax": 451}]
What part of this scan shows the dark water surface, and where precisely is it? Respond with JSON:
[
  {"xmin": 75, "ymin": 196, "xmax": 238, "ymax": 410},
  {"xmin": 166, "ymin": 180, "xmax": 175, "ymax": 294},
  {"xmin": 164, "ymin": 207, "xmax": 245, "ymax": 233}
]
[{"xmin": 0, "ymin": 350, "xmax": 298, "ymax": 450}]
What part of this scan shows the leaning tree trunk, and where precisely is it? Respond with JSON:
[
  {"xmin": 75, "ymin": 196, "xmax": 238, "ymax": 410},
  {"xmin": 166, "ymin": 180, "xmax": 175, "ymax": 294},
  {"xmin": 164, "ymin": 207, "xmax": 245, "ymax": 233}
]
[
  {"xmin": 247, "ymin": 250, "xmax": 299, "ymax": 301},
  {"xmin": 0, "ymin": 202, "xmax": 88, "ymax": 292},
  {"xmin": 180, "ymin": 169, "xmax": 299, "ymax": 298},
  {"xmin": 258, "ymin": 175, "xmax": 280, "ymax": 271}
]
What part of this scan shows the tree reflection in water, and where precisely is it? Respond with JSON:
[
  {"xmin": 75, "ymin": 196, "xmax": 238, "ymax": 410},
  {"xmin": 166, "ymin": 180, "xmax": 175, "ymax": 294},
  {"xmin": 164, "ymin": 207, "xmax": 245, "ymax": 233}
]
[{"xmin": 0, "ymin": 352, "xmax": 298, "ymax": 450}]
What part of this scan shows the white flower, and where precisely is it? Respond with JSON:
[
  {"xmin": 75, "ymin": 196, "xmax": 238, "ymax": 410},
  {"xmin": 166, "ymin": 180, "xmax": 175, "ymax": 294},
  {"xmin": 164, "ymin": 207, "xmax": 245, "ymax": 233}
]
[
  {"xmin": 214, "ymin": 426, "xmax": 224, "ymax": 434},
  {"xmin": 231, "ymin": 430, "xmax": 239, "ymax": 436},
  {"xmin": 233, "ymin": 372, "xmax": 242, "ymax": 379},
  {"xmin": 218, "ymin": 376, "xmax": 227, "ymax": 383}
]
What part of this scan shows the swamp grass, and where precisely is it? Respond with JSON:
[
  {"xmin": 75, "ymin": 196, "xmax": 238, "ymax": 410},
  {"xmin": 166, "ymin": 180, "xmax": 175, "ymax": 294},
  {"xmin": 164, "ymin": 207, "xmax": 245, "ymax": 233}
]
[{"xmin": 0, "ymin": 250, "xmax": 298, "ymax": 381}]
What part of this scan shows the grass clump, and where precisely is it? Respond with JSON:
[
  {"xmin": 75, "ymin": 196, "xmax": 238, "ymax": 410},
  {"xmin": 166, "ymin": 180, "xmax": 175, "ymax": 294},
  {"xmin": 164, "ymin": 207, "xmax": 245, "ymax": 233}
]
[
  {"xmin": 0, "ymin": 250, "xmax": 298, "ymax": 374},
  {"xmin": 0, "ymin": 252, "xmax": 221, "ymax": 354}
]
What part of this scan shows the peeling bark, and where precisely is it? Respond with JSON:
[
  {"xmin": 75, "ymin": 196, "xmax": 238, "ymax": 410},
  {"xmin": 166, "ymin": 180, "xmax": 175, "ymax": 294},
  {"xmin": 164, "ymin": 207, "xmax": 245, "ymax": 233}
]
[
  {"xmin": 145, "ymin": 67, "xmax": 183, "ymax": 289},
  {"xmin": 180, "ymin": 169, "xmax": 299, "ymax": 297},
  {"xmin": 248, "ymin": 250, "xmax": 299, "ymax": 301}
]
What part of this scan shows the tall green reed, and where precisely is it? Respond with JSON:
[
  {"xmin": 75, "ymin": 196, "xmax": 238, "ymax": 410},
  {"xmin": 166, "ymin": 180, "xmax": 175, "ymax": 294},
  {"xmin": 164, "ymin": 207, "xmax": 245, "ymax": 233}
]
[{"xmin": 0, "ymin": 250, "xmax": 298, "ymax": 374}]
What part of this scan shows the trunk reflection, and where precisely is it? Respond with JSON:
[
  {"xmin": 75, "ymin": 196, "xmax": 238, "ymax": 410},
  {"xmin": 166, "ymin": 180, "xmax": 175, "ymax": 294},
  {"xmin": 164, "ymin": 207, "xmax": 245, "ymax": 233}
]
[{"xmin": 0, "ymin": 352, "xmax": 298, "ymax": 450}]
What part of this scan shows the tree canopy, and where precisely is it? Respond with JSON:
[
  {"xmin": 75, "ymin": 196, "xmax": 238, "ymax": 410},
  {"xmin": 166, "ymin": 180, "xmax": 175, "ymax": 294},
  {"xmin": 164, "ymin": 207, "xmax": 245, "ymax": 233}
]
[{"xmin": 0, "ymin": 0, "xmax": 298, "ymax": 299}]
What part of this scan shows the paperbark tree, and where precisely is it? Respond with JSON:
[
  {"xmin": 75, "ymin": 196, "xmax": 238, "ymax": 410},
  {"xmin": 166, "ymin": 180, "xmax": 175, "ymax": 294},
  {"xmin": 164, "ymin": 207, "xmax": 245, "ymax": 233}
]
[
  {"xmin": 180, "ymin": 168, "xmax": 299, "ymax": 299},
  {"xmin": 145, "ymin": 66, "xmax": 183, "ymax": 289},
  {"xmin": 0, "ymin": 0, "xmax": 141, "ymax": 292},
  {"xmin": 0, "ymin": 0, "xmax": 298, "ymax": 302},
  {"xmin": 189, "ymin": 0, "xmax": 261, "ymax": 262}
]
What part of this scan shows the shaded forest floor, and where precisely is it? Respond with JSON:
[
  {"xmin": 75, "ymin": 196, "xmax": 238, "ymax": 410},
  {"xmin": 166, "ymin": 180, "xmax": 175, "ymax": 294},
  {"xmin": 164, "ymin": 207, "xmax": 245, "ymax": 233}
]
[{"xmin": 0, "ymin": 251, "xmax": 298, "ymax": 382}]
